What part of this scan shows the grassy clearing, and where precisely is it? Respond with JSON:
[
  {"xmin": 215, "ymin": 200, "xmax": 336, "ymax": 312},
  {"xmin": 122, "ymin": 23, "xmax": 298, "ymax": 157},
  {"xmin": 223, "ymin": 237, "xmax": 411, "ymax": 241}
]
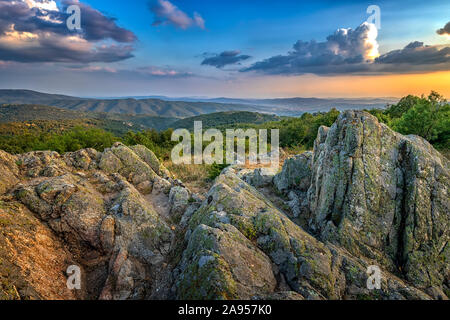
[{"xmin": 164, "ymin": 161, "xmax": 213, "ymax": 195}]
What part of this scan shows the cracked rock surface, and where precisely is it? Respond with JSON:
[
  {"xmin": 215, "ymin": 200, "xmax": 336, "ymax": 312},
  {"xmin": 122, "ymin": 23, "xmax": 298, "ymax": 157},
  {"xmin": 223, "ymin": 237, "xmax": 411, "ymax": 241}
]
[{"xmin": 0, "ymin": 111, "xmax": 448, "ymax": 300}]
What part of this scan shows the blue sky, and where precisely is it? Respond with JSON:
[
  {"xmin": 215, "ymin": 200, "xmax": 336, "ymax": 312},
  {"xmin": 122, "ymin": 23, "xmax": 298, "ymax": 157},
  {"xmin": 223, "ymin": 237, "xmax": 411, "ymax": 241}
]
[
  {"xmin": 83, "ymin": 0, "xmax": 449, "ymax": 66},
  {"xmin": 0, "ymin": 0, "xmax": 448, "ymax": 98}
]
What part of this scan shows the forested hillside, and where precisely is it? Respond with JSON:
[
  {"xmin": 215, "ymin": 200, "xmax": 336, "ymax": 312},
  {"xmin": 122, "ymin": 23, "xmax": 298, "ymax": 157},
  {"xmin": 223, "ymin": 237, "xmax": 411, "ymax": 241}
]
[
  {"xmin": 170, "ymin": 111, "xmax": 280, "ymax": 130},
  {"xmin": 0, "ymin": 90, "xmax": 262, "ymax": 118},
  {"xmin": 0, "ymin": 92, "xmax": 447, "ymax": 162}
]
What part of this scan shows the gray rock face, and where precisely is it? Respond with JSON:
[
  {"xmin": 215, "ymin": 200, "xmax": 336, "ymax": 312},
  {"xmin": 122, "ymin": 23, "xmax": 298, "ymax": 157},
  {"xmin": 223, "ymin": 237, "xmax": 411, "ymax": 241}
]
[
  {"xmin": 0, "ymin": 111, "xmax": 448, "ymax": 301},
  {"xmin": 6, "ymin": 144, "xmax": 179, "ymax": 300},
  {"xmin": 242, "ymin": 167, "xmax": 279, "ymax": 188},
  {"xmin": 175, "ymin": 167, "xmax": 431, "ymax": 300},
  {"xmin": 169, "ymin": 186, "xmax": 190, "ymax": 218},
  {"xmin": 274, "ymin": 111, "xmax": 449, "ymax": 296},
  {"xmin": 274, "ymin": 152, "xmax": 313, "ymax": 193},
  {"xmin": 100, "ymin": 180, "xmax": 173, "ymax": 300},
  {"xmin": 130, "ymin": 145, "xmax": 171, "ymax": 179},
  {"xmin": 99, "ymin": 143, "xmax": 159, "ymax": 194},
  {"xmin": 305, "ymin": 111, "xmax": 449, "ymax": 291},
  {"xmin": 175, "ymin": 223, "xmax": 277, "ymax": 299},
  {"xmin": 0, "ymin": 150, "xmax": 19, "ymax": 195}
]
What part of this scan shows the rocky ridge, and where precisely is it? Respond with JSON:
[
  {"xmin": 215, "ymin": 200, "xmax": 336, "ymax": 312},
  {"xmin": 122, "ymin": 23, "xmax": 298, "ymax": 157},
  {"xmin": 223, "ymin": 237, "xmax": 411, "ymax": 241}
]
[{"xmin": 0, "ymin": 111, "xmax": 448, "ymax": 300}]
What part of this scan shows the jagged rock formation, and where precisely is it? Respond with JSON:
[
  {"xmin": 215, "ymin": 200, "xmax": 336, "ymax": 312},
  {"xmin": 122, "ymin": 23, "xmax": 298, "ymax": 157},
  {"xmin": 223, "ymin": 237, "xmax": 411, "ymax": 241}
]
[
  {"xmin": 273, "ymin": 111, "xmax": 449, "ymax": 299},
  {"xmin": 0, "ymin": 111, "xmax": 448, "ymax": 300},
  {"xmin": 0, "ymin": 143, "xmax": 190, "ymax": 300}
]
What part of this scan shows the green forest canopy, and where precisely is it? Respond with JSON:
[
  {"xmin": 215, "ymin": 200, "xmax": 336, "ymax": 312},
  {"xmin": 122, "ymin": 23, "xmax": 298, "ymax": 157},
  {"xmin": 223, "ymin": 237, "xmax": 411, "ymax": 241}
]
[{"xmin": 0, "ymin": 92, "xmax": 448, "ymax": 161}]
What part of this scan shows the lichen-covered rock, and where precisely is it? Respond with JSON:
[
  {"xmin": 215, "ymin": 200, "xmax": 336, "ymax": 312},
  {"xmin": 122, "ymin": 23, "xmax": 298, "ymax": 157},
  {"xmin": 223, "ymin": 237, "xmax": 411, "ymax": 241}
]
[
  {"xmin": 175, "ymin": 223, "xmax": 277, "ymax": 300},
  {"xmin": 183, "ymin": 169, "xmax": 344, "ymax": 299},
  {"xmin": 0, "ymin": 150, "xmax": 19, "ymax": 195},
  {"xmin": 7, "ymin": 144, "xmax": 177, "ymax": 300},
  {"xmin": 17, "ymin": 151, "xmax": 69, "ymax": 178},
  {"xmin": 99, "ymin": 144, "xmax": 159, "ymax": 191},
  {"xmin": 130, "ymin": 145, "xmax": 171, "ymax": 179},
  {"xmin": 0, "ymin": 199, "xmax": 79, "ymax": 300},
  {"xmin": 169, "ymin": 186, "xmax": 190, "ymax": 218},
  {"xmin": 64, "ymin": 148, "xmax": 99, "ymax": 170},
  {"xmin": 274, "ymin": 152, "xmax": 313, "ymax": 193},
  {"xmin": 100, "ymin": 215, "xmax": 115, "ymax": 253},
  {"xmin": 100, "ymin": 180, "xmax": 173, "ymax": 300},
  {"xmin": 242, "ymin": 167, "xmax": 279, "ymax": 188},
  {"xmin": 15, "ymin": 174, "xmax": 106, "ymax": 249},
  {"xmin": 180, "ymin": 166, "xmax": 435, "ymax": 300},
  {"xmin": 304, "ymin": 111, "xmax": 449, "ymax": 292}
]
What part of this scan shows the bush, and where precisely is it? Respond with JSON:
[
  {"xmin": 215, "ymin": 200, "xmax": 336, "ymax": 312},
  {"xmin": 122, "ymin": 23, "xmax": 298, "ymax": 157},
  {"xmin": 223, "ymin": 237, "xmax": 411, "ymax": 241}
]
[{"xmin": 0, "ymin": 126, "xmax": 117, "ymax": 154}]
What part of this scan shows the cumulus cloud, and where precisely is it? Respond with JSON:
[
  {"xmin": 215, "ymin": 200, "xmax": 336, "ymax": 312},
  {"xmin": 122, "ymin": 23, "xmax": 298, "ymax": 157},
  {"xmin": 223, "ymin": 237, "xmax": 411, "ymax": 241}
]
[
  {"xmin": 0, "ymin": 0, "xmax": 136, "ymax": 63},
  {"xmin": 201, "ymin": 50, "xmax": 251, "ymax": 69},
  {"xmin": 376, "ymin": 41, "xmax": 450, "ymax": 65},
  {"xmin": 242, "ymin": 22, "xmax": 379, "ymax": 75},
  {"xmin": 150, "ymin": 0, "xmax": 205, "ymax": 30},
  {"xmin": 436, "ymin": 21, "xmax": 450, "ymax": 36},
  {"xmin": 242, "ymin": 22, "xmax": 450, "ymax": 75}
]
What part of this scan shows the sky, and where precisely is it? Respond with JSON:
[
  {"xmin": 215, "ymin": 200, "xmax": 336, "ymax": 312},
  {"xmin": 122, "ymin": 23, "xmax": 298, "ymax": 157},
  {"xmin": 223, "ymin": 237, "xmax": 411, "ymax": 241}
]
[{"xmin": 0, "ymin": 0, "xmax": 448, "ymax": 98}]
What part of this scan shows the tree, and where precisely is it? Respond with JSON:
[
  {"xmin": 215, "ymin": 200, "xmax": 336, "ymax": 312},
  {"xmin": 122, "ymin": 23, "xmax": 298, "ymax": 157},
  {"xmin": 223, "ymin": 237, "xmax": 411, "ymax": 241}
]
[{"xmin": 393, "ymin": 92, "xmax": 449, "ymax": 142}]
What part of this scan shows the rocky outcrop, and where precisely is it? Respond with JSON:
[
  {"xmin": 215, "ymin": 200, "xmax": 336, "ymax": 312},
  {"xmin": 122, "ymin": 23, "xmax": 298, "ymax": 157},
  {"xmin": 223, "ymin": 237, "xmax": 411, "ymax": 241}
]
[
  {"xmin": 274, "ymin": 151, "xmax": 312, "ymax": 193},
  {"xmin": 0, "ymin": 111, "xmax": 448, "ymax": 300},
  {"xmin": 169, "ymin": 186, "xmax": 190, "ymax": 219},
  {"xmin": 0, "ymin": 144, "xmax": 180, "ymax": 300},
  {"xmin": 0, "ymin": 151, "xmax": 20, "ymax": 194},
  {"xmin": 174, "ymin": 167, "xmax": 432, "ymax": 300},
  {"xmin": 274, "ymin": 111, "xmax": 449, "ymax": 298},
  {"xmin": 242, "ymin": 167, "xmax": 279, "ymax": 188},
  {"xmin": 0, "ymin": 199, "xmax": 78, "ymax": 300}
]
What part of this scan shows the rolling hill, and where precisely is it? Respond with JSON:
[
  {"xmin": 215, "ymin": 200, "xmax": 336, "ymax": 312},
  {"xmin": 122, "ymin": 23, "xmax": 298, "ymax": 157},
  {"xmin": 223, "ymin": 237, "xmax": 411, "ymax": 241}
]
[
  {"xmin": 0, "ymin": 104, "xmax": 178, "ymax": 134},
  {"xmin": 170, "ymin": 111, "xmax": 281, "ymax": 130},
  {"xmin": 0, "ymin": 90, "xmax": 397, "ymax": 117},
  {"xmin": 0, "ymin": 90, "xmax": 262, "ymax": 118}
]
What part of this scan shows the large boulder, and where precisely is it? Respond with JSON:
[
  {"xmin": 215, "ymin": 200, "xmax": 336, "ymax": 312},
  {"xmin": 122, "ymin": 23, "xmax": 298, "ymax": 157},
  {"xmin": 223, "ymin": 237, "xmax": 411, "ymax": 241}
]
[
  {"xmin": 175, "ymin": 223, "xmax": 277, "ymax": 299},
  {"xmin": 64, "ymin": 148, "xmax": 99, "ymax": 170},
  {"xmin": 0, "ymin": 150, "xmax": 20, "ymax": 195},
  {"xmin": 15, "ymin": 174, "xmax": 106, "ymax": 249},
  {"xmin": 176, "ymin": 167, "xmax": 431, "ymax": 300},
  {"xmin": 169, "ymin": 186, "xmax": 190, "ymax": 218},
  {"xmin": 130, "ymin": 145, "xmax": 171, "ymax": 179},
  {"xmin": 272, "ymin": 111, "xmax": 449, "ymax": 296},
  {"xmin": 8, "ymin": 144, "xmax": 178, "ymax": 300},
  {"xmin": 0, "ymin": 198, "xmax": 79, "ymax": 300},
  {"xmin": 17, "ymin": 151, "xmax": 69, "ymax": 178},
  {"xmin": 274, "ymin": 152, "xmax": 313, "ymax": 193},
  {"xmin": 99, "ymin": 143, "xmax": 159, "ymax": 193},
  {"xmin": 304, "ymin": 111, "xmax": 449, "ymax": 292},
  {"xmin": 100, "ymin": 179, "xmax": 173, "ymax": 300}
]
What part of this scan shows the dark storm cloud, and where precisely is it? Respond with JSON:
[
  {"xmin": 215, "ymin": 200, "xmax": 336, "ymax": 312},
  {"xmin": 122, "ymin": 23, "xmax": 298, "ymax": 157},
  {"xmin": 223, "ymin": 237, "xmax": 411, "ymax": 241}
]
[
  {"xmin": 201, "ymin": 50, "xmax": 251, "ymax": 69},
  {"xmin": 436, "ymin": 21, "xmax": 450, "ymax": 36},
  {"xmin": 0, "ymin": 0, "xmax": 136, "ymax": 63}
]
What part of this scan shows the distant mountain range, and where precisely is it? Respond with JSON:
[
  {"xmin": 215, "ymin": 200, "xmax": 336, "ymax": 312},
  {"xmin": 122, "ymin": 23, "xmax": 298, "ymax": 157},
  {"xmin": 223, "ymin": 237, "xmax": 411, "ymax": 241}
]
[
  {"xmin": 0, "ymin": 89, "xmax": 398, "ymax": 117},
  {"xmin": 0, "ymin": 90, "xmax": 262, "ymax": 118},
  {"xmin": 0, "ymin": 104, "xmax": 178, "ymax": 135},
  {"xmin": 0, "ymin": 105, "xmax": 280, "ymax": 134}
]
